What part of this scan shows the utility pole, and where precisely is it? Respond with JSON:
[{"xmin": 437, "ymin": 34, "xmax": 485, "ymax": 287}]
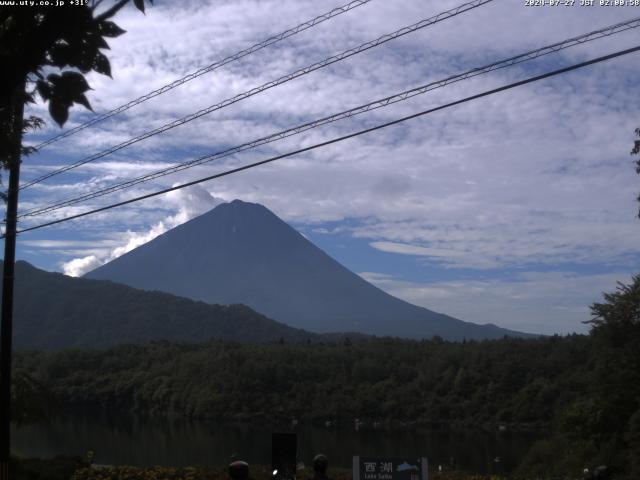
[{"xmin": 0, "ymin": 77, "xmax": 25, "ymax": 480}]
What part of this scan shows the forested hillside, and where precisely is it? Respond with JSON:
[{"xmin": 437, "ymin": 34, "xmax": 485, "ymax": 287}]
[{"xmin": 4, "ymin": 261, "xmax": 327, "ymax": 349}]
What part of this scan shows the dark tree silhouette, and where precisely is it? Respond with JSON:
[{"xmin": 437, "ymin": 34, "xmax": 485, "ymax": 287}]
[
  {"xmin": 631, "ymin": 129, "xmax": 640, "ymax": 217},
  {"xmin": 585, "ymin": 275, "xmax": 640, "ymax": 478},
  {"xmin": 589, "ymin": 275, "xmax": 640, "ymax": 330},
  {"xmin": 1, "ymin": 0, "xmax": 152, "ymax": 159},
  {"xmin": 0, "ymin": 2, "xmax": 151, "ymax": 477}
]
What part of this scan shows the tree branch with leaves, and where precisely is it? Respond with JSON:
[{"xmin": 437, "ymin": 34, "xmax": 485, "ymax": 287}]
[
  {"xmin": 0, "ymin": 2, "xmax": 151, "ymax": 477},
  {"xmin": 1, "ymin": 0, "xmax": 151, "ymax": 144}
]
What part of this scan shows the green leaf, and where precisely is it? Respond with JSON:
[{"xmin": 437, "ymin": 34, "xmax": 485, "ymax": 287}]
[
  {"xmin": 24, "ymin": 91, "xmax": 36, "ymax": 105},
  {"xmin": 49, "ymin": 100, "xmax": 69, "ymax": 127},
  {"xmin": 99, "ymin": 20, "xmax": 126, "ymax": 38},
  {"xmin": 46, "ymin": 71, "xmax": 94, "ymax": 115},
  {"xmin": 61, "ymin": 71, "xmax": 91, "ymax": 94},
  {"xmin": 23, "ymin": 116, "xmax": 45, "ymax": 132},
  {"xmin": 93, "ymin": 51, "xmax": 111, "ymax": 77},
  {"xmin": 75, "ymin": 48, "xmax": 95, "ymax": 74},
  {"xmin": 75, "ymin": 93, "xmax": 93, "ymax": 112},
  {"xmin": 49, "ymin": 44, "xmax": 74, "ymax": 68},
  {"xmin": 133, "ymin": 0, "xmax": 145, "ymax": 13},
  {"xmin": 36, "ymin": 80, "xmax": 52, "ymax": 101},
  {"xmin": 21, "ymin": 146, "xmax": 37, "ymax": 157},
  {"xmin": 94, "ymin": 34, "xmax": 110, "ymax": 50},
  {"xmin": 47, "ymin": 73, "xmax": 62, "ymax": 86}
]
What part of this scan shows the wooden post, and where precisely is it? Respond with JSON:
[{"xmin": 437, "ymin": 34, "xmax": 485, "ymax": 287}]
[{"xmin": 0, "ymin": 77, "xmax": 24, "ymax": 480}]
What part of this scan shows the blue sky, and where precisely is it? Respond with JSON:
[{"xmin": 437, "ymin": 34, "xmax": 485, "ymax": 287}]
[{"xmin": 10, "ymin": 0, "xmax": 640, "ymax": 335}]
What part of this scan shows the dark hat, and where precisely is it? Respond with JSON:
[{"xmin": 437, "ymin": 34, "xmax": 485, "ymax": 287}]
[
  {"xmin": 229, "ymin": 460, "xmax": 250, "ymax": 480},
  {"xmin": 313, "ymin": 454, "xmax": 328, "ymax": 473}
]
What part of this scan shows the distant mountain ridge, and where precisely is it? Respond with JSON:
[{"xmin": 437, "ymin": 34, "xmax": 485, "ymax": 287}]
[
  {"xmin": 86, "ymin": 200, "xmax": 531, "ymax": 340},
  {"xmin": 4, "ymin": 261, "xmax": 330, "ymax": 350}
]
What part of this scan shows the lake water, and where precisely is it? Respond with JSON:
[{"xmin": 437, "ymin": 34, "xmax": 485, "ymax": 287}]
[{"xmin": 12, "ymin": 413, "xmax": 542, "ymax": 475}]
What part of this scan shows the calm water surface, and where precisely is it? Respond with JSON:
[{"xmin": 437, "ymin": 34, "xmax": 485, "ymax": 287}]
[{"xmin": 13, "ymin": 413, "xmax": 542, "ymax": 474}]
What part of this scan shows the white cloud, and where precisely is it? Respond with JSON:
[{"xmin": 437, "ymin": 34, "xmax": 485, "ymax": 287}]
[
  {"xmin": 61, "ymin": 255, "xmax": 103, "ymax": 278},
  {"xmin": 21, "ymin": 239, "xmax": 117, "ymax": 248},
  {"xmin": 370, "ymin": 241, "xmax": 467, "ymax": 259},
  {"xmin": 359, "ymin": 270, "xmax": 634, "ymax": 335},
  {"xmin": 60, "ymin": 185, "xmax": 223, "ymax": 276}
]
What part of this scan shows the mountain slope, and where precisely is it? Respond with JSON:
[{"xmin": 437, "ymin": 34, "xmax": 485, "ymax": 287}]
[
  {"xmin": 86, "ymin": 200, "xmax": 530, "ymax": 340},
  {"xmin": 5, "ymin": 261, "xmax": 324, "ymax": 350}
]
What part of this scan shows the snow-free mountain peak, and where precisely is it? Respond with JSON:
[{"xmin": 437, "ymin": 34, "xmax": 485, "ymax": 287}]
[{"xmin": 85, "ymin": 200, "xmax": 531, "ymax": 340}]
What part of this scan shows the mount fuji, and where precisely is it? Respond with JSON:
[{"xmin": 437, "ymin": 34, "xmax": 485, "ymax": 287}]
[{"xmin": 85, "ymin": 200, "xmax": 530, "ymax": 340}]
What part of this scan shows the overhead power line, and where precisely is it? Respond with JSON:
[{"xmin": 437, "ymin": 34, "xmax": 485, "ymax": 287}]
[
  {"xmin": 20, "ymin": 0, "xmax": 495, "ymax": 190},
  {"xmin": 19, "ymin": 15, "xmax": 640, "ymax": 219},
  {"xmin": 14, "ymin": 44, "xmax": 640, "ymax": 237},
  {"xmin": 32, "ymin": 0, "xmax": 374, "ymax": 150}
]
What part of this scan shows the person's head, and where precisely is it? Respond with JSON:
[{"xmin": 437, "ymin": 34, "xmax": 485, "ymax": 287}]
[
  {"xmin": 313, "ymin": 454, "xmax": 328, "ymax": 475},
  {"xmin": 229, "ymin": 460, "xmax": 250, "ymax": 480}
]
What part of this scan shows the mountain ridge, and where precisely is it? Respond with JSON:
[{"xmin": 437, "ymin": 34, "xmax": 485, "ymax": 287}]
[
  {"xmin": 86, "ymin": 200, "xmax": 532, "ymax": 340},
  {"xmin": 4, "ymin": 260, "xmax": 340, "ymax": 350}
]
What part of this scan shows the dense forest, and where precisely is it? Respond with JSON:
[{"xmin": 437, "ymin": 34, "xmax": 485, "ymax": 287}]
[
  {"xmin": 13, "ymin": 275, "xmax": 640, "ymax": 478},
  {"xmin": 15, "ymin": 335, "xmax": 589, "ymax": 427}
]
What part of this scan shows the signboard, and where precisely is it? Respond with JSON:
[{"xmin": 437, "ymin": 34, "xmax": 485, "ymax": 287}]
[{"xmin": 353, "ymin": 457, "xmax": 428, "ymax": 480}]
